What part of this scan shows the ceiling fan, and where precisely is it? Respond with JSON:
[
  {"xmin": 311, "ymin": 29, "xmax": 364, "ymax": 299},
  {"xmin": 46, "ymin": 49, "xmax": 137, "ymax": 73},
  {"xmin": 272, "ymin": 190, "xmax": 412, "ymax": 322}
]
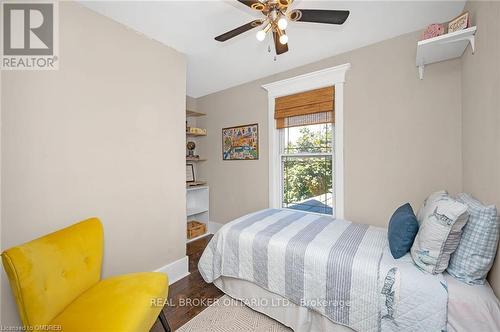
[{"xmin": 215, "ymin": 0, "xmax": 350, "ymax": 55}]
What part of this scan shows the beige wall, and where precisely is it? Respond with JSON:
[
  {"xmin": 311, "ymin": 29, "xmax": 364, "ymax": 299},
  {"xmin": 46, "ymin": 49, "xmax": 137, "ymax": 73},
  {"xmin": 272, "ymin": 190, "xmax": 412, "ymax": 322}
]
[
  {"xmin": 197, "ymin": 30, "xmax": 463, "ymax": 228},
  {"xmin": 187, "ymin": 95, "xmax": 198, "ymax": 112},
  {"xmin": 197, "ymin": 82, "xmax": 270, "ymax": 223},
  {"xmin": 1, "ymin": 2, "xmax": 187, "ymax": 325},
  {"xmin": 461, "ymin": 1, "xmax": 500, "ymax": 296}
]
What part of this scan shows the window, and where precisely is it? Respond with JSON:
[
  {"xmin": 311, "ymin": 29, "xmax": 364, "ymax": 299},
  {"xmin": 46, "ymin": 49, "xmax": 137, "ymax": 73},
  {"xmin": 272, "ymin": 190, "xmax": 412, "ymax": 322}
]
[
  {"xmin": 263, "ymin": 63, "xmax": 350, "ymax": 220},
  {"xmin": 274, "ymin": 86, "xmax": 335, "ymax": 216},
  {"xmin": 281, "ymin": 123, "xmax": 334, "ymax": 215}
]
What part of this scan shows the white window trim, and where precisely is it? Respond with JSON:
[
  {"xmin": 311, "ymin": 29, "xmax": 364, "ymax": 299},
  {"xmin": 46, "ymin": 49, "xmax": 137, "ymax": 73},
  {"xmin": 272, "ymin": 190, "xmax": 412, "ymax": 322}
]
[{"xmin": 262, "ymin": 63, "xmax": 351, "ymax": 219}]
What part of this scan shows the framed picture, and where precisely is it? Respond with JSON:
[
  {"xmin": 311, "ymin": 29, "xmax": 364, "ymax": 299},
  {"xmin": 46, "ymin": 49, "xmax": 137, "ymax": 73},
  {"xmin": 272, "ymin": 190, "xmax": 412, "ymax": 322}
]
[
  {"xmin": 186, "ymin": 164, "xmax": 195, "ymax": 182},
  {"xmin": 448, "ymin": 12, "xmax": 469, "ymax": 33},
  {"xmin": 222, "ymin": 123, "xmax": 259, "ymax": 160}
]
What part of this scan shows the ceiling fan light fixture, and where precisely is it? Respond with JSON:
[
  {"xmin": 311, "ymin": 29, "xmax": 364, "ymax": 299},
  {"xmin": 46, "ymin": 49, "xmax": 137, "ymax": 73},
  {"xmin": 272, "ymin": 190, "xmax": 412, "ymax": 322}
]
[
  {"xmin": 279, "ymin": 33, "xmax": 288, "ymax": 45},
  {"xmin": 215, "ymin": 1, "xmax": 351, "ymax": 56},
  {"xmin": 277, "ymin": 17, "xmax": 288, "ymax": 30},
  {"xmin": 256, "ymin": 29, "xmax": 266, "ymax": 41}
]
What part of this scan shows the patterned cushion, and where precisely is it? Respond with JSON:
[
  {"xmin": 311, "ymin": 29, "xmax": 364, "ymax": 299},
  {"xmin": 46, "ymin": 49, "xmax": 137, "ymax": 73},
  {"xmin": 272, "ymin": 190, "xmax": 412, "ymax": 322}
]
[
  {"xmin": 411, "ymin": 191, "xmax": 469, "ymax": 274},
  {"xmin": 447, "ymin": 193, "xmax": 499, "ymax": 285}
]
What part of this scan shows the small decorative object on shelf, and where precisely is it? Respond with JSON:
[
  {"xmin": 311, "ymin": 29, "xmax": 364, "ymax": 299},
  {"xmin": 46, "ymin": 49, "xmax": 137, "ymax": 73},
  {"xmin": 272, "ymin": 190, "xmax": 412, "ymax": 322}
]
[
  {"xmin": 421, "ymin": 23, "xmax": 445, "ymax": 40},
  {"xmin": 186, "ymin": 164, "xmax": 195, "ymax": 182},
  {"xmin": 187, "ymin": 220, "xmax": 207, "ymax": 239},
  {"xmin": 186, "ymin": 141, "xmax": 196, "ymax": 158},
  {"xmin": 448, "ymin": 12, "xmax": 469, "ymax": 33},
  {"xmin": 187, "ymin": 127, "xmax": 207, "ymax": 135}
]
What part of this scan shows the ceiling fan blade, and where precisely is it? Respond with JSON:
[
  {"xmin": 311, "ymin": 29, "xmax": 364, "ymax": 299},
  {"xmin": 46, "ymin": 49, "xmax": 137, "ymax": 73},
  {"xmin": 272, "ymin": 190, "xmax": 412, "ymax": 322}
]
[
  {"xmin": 273, "ymin": 31, "xmax": 289, "ymax": 55},
  {"xmin": 289, "ymin": 9, "xmax": 350, "ymax": 25},
  {"xmin": 237, "ymin": 0, "xmax": 266, "ymax": 11},
  {"xmin": 215, "ymin": 20, "xmax": 263, "ymax": 42}
]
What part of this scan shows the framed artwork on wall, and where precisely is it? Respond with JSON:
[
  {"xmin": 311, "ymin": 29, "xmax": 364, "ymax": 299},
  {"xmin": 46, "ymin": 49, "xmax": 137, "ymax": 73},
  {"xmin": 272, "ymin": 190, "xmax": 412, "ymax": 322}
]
[{"xmin": 222, "ymin": 123, "xmax": 259, "ymax": 160}]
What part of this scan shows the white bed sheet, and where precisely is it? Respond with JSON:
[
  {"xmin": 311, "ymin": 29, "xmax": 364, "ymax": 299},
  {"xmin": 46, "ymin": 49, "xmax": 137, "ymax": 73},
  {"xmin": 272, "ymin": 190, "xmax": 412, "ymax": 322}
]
[
  {"xmin": 445, "ymin": 273, "xmax": 500, "ymax": 332},
  {"xmin": 214, "ymin": 274, "xmax": 500, "ymax": 332}
]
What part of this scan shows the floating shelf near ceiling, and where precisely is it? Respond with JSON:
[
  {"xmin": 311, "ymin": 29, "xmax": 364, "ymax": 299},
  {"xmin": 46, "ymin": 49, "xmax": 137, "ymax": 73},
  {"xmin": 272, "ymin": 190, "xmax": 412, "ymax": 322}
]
[{"xmin": 416, "ymin": 26, "xmax": 476, "ymax": 79}]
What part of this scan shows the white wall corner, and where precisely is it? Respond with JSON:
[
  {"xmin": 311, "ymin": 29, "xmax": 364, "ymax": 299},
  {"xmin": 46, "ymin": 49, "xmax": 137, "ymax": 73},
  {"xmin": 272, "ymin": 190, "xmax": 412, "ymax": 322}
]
[{"xmin": 154, "ymin": 256, "xmax": 189, "ymax": 285}]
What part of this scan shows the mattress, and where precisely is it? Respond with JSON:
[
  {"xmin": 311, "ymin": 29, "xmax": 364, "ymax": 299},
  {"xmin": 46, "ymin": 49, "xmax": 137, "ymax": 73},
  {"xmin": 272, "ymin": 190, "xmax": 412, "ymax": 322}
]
[{"xmin": 215, "ymin": 274, "xmax": 500, "ymax": 332}]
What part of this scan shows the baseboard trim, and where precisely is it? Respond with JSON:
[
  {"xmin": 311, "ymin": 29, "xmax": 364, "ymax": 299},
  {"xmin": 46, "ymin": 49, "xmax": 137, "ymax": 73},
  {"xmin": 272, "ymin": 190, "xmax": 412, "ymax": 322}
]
[
  {"xmin": 208, "ymin": 221, "xmax": 224, "ymax": 234},
  {"xmin": 155, "ymin": 256, "xmax": 189, "ymax": 285}
]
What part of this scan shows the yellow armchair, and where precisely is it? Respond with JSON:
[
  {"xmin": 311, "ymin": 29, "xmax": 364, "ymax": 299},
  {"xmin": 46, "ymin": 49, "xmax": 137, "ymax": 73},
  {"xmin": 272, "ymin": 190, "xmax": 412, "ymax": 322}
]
[{"xmin": 1, "ymin": 218, "xmax": 171, "ymax": 332}]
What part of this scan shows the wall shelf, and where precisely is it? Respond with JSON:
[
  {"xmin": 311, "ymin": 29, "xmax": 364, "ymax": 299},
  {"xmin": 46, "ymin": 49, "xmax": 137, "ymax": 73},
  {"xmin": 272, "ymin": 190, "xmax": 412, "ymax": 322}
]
[
  {"xmin": 185, "ymin": 103, "xmax": 209, "ymax": 244},
  {"xmin": 187, "ymin": 207, "xmax": 209, "ymax": 217},
  {"xmin": 187, "ymin": 185, "xmax": 209, "ymax": 192},
  {"xmin": 186, "ymin": 110, "xmax": 206, "ymax": 117},
  {"xmin": 416, "ymin": 26, "xmax": 476, "ymax": 79},
  {"xmin": 186, "ymin": 157, "xmax": 207, "ymax": 162},
  {"xmin": 186, "ymin": 132, "xmax": 207, "ymax": 137},
  {"xmin": 186, "ymin": 232, "xmax": 212, "ymax": 244}
]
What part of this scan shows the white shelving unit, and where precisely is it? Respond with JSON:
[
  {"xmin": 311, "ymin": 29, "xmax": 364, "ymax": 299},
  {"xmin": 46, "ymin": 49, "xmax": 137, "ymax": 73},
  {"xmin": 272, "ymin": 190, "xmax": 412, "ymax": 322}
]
[
  {"xmin": 416, "ymin": 26, "xmax": 476, "ymax": 79},
  {"xmin": 187, "ymin": 186, "xmax": 209, "ymax": 217},
  {"xmin": 186, "ymin": 109, "xmax": 210, "ymax": 243},
  {"xmin": 186, "ymin": 185, "xmax": 210, "ymax": 242}
]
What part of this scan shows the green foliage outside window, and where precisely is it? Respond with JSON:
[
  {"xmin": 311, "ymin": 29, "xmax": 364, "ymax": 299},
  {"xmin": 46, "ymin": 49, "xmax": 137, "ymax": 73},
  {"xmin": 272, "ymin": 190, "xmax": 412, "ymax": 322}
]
[{"xmin": 283, "ymin": 126, "xmax": 333, "ymax": 204}]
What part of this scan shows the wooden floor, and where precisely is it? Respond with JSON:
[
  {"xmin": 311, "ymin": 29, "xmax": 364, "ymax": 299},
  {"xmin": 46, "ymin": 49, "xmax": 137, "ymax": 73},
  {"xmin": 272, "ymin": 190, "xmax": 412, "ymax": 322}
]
[{"xmin": 150, "ymin": 234, "xmax": 223, "ymax": 331}]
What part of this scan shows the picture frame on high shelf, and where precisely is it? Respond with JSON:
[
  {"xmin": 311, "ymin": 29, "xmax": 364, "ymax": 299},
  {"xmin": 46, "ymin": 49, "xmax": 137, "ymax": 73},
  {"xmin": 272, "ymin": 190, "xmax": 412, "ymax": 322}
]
[
  {"xmin": 222, "ymin": 123, "xmax": 259, "ymax": 160},
  {"xmin": 186, "ymin": 164, "xmax": 195, "ymax": 182},
  {"xmin": 448, "ymin": 12, "xmax": 469, "ymax": 33}
]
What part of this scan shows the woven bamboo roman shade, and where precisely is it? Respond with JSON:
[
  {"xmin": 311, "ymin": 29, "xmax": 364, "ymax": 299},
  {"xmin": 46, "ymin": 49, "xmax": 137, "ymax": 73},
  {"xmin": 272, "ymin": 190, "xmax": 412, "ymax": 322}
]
[{"xmin": 274, "ymin": 86, "xmax": 335, "ymax": 129}]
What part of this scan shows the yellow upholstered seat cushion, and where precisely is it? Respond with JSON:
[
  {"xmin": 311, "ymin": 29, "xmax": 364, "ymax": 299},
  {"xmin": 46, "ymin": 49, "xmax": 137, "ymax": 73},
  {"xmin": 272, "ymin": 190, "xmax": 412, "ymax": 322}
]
[{"xmin": 50, "ymin": 272, "xmax": 168, "ymax": 332}]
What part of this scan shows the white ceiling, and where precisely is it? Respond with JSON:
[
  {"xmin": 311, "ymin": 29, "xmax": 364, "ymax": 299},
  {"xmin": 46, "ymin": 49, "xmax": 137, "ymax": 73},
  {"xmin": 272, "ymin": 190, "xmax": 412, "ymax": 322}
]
[{"xmin": 81, "ymin": 1, "xmax": 465, "ymax": 97}]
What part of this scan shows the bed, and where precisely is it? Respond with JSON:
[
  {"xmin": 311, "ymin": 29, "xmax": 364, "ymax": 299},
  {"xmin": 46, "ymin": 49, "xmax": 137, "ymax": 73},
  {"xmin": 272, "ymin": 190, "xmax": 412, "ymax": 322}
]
[
  {"xmin": 211, "ymin": 274, "xmax": 500, "ymax": 332},
  {"xmin": 199, "ymin": 209, "xmax": 456, "ymax": 331}
]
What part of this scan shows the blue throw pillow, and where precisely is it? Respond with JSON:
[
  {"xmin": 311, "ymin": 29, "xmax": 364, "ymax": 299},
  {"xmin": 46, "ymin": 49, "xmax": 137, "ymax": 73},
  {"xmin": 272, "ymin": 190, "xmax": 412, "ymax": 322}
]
[{"xmin": 388, "ymin": 203, "xmax": 419, "ymax": 259}]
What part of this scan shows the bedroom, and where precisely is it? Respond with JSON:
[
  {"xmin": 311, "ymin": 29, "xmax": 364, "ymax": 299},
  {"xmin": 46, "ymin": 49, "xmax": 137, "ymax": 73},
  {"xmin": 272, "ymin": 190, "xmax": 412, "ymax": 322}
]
[{"xmin": 0, "ymin": 0, "xmax": 499, "ymax": 331}]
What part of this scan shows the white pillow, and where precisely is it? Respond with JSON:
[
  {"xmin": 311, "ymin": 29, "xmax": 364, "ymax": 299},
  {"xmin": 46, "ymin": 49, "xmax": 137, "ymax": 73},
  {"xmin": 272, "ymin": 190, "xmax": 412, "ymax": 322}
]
[{"xmin": 411, "ymin": 191, "xmax": 469, "ymax": 274}]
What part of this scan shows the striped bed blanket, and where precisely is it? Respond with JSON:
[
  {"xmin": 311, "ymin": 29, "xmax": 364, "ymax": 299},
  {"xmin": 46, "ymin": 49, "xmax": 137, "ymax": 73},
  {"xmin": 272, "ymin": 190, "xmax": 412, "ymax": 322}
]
[{"xmin": 198, "ymin": 209, "xmax": 448, "ymax": 332}]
